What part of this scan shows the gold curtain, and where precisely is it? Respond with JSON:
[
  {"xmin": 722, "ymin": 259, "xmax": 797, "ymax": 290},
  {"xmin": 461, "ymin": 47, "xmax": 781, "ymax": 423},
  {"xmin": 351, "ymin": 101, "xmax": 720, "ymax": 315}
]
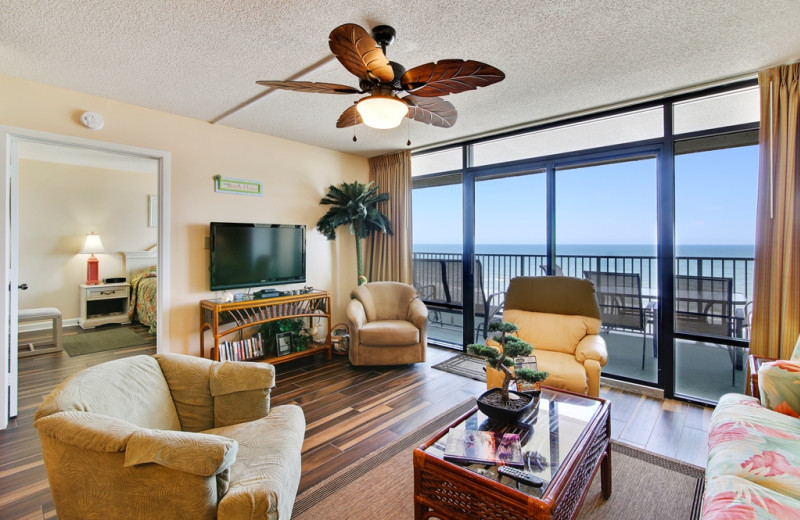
[
  {"xmin": 750, "ymin": 63, "xmax": 800, "ymax": 359},
  {"xmin": 365, "ymin": 150, "xmax": 413, "ymax": 283}
]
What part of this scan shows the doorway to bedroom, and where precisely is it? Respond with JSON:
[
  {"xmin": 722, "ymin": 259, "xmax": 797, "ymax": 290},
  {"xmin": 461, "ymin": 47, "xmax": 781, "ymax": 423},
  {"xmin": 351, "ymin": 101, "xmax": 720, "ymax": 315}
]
[
  {"xmin": 16, "ymin": 142, "xmax": 159, "ymax": 346},
  {"xmin": 2, "ymin": 128, "xmax": 170, "ymax": 429}
]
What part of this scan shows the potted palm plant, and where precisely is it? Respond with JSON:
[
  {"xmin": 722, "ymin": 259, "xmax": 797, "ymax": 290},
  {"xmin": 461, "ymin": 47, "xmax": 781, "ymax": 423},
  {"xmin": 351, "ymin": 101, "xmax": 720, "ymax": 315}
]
[
  {"xmin": 469, "ymin": 321, "xmax": 549, "ymax": 423},
  {"xmin": 316, "ymin": 181, "xmax": 393, "ymax": 285}
]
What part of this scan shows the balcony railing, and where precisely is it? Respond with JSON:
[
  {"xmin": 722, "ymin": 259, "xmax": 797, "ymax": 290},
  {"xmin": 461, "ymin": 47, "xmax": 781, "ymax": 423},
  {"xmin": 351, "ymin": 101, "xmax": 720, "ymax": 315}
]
[{"xmin": 413, "ymin": 252, "xmax": 755, "ymax": 304}]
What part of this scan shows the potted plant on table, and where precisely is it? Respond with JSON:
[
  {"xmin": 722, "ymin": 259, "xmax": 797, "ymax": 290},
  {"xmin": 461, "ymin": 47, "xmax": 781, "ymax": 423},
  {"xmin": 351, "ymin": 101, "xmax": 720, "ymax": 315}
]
[
  {"xmin": 468, "ymin": 321, "xmax": 549, "ymax": 423},
  {"xmin": 259, "ymin": 318, "xmax": 313, "ymax": 356}
]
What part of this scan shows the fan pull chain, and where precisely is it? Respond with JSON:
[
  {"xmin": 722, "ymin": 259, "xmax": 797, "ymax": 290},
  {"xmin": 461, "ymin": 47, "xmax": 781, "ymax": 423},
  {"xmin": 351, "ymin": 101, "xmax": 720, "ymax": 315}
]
[{"xmin": 406, "ymin": 118, "xmax": 411, "ymax": 147}]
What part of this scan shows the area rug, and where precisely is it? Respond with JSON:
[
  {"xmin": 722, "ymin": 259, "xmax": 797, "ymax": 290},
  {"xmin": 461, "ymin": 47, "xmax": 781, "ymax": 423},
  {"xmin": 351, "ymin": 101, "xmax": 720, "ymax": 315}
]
[
  {"xmin": 431, "ymin": 353, "xmax": 486, "ymax": 382},
  {"xmin": 293, "ymin": 398, "xmax": 478, "ymax": 518},
  {"xmin": 62, "ymin": 327, "xmax": 149, "ymax": 357},
  {"xmin": 292, "ymin": 405, "xmax": 705, "ymax": 520}
]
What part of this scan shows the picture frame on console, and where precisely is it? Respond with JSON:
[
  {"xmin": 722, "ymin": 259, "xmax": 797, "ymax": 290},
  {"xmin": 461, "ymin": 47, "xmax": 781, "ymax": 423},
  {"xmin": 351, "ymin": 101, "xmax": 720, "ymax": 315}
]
[{"xmin": 276, "ymin": 332, "xmax": 293, "ymax": 356}]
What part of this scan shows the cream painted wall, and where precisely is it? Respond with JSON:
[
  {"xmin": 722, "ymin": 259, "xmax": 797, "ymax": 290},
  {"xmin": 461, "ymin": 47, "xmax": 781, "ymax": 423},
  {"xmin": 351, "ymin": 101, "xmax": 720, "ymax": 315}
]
[
  {"xmin": 1, "ymin": 74, "xmax": 368, "ymax": 355},
  {"xmin": 18, "ymin": 159, "xmax": 157, "ymax": 320}
]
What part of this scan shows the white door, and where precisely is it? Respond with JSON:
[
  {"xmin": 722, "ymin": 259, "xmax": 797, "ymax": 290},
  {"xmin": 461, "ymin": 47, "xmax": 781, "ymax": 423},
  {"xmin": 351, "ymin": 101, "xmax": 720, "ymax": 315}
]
[{"xmin": 1, "ymin": 133, "xmax": 19, "ymax": 427}]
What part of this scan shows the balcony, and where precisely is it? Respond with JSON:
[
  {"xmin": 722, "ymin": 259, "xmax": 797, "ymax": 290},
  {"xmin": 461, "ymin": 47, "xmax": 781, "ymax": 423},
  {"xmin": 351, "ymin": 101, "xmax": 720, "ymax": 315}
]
[{"xmin": 413, "ymin": 251, "xmax": 754, "ymax": 403}]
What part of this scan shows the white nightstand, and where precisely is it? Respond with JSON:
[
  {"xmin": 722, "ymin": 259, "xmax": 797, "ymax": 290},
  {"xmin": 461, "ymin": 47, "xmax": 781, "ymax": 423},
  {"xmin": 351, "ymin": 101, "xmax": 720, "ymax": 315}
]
[{"xmin": 79, "ymin": 282, "xmax": 131, "ymax": 329}]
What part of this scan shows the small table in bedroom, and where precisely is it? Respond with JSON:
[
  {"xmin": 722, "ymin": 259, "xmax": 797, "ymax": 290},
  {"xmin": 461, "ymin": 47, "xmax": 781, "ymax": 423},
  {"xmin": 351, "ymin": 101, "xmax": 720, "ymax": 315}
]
[
  {"xmin": 412, "ymin": 387, "xmax": 611, "ymax": 520},
  {"xmin": 79, "ymin": 282, "xmax": 131, "ymax": 329}
]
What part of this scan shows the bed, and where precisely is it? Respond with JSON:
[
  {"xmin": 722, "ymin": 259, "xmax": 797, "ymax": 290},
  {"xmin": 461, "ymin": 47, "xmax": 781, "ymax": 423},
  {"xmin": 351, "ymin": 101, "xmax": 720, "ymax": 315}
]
[
  {"xmin": 128, "ymin": 265, "xmax": 157, "ymax": 332},
  {"xmin": 124, "ymin": 247, "xmax": 157, "ymax": 334}
]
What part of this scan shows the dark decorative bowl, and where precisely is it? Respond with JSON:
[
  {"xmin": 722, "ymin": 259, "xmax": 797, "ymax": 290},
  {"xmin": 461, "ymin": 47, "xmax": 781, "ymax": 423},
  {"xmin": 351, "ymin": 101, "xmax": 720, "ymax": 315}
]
[{"xmin": 476, "ymin": 387, "xmax": 535, "ymax": 424}]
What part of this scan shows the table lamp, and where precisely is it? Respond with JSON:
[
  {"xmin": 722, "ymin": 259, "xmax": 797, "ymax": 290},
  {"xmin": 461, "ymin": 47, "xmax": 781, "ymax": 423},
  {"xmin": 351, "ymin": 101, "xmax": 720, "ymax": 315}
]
[{"xmin": 80, "ymin": 232, "xmax": 105, "ymax": 285}]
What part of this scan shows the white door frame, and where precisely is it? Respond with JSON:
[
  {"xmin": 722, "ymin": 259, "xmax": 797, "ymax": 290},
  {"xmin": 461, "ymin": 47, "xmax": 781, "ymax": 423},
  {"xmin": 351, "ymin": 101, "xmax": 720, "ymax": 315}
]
[{"xmin": 0, "ymin": 126, "xmax": 171, "ymax": 429}]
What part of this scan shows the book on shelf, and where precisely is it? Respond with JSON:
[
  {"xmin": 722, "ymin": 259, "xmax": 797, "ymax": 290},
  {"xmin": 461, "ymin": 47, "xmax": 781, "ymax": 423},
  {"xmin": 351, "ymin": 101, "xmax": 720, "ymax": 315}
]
[
  {"xmin": 218, "ymin": 333, "xmax": 265, "ymax": 362},
  {"xmin": 443, "ymin": 429, "xmax": 524, "ymax": 467}
]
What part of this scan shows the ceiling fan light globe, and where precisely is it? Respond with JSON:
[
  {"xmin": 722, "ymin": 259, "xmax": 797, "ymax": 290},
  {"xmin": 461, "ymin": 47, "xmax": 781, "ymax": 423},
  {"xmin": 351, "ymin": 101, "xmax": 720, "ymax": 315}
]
[{"xmin": 356, "ymin": 95, "xmax": 407, "ymax": 129}]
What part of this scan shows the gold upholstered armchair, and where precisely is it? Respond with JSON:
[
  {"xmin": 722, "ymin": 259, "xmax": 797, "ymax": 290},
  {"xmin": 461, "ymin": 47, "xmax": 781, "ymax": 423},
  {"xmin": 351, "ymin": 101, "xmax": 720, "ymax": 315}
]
[
  {"xmin": 34, "ymin": 354, "xmax": 305, "ymax": 520},
  {"xmin": 493, "ymin": 276, "xmax": 608, "ymax": 397},
  {"xmin": 347, "ymin": 281, "xmax": 428, "ymax": 366}
]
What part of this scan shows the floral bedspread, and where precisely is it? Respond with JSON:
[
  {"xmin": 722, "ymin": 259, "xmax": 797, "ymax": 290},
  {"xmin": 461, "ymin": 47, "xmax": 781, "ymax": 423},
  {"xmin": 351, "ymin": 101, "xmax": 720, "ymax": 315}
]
[
  {"xmin": 128, "ymin": 265, "xmax": 157, "ymax": 334},
  {"xmin": 703, "ymin": 393, "xmax": 800, "ymax": 519}
]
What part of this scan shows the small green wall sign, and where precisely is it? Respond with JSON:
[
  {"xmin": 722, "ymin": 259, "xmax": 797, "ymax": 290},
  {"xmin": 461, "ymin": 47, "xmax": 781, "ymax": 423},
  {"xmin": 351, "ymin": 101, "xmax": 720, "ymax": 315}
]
[{"xmin": 214, "ymin": 175, "xmax": 263, "ymax": 196}]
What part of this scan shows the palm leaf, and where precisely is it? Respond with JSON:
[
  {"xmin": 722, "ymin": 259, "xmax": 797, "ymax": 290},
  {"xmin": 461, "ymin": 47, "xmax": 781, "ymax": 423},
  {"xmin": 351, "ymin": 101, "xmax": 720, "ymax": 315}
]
[
  {"xmin": 329, "ymin": 24, "xmax": 393, "ymax": 83},
  {"xmin": 401, "ymin": 60, "xmax": 505, "ymax": 97}
]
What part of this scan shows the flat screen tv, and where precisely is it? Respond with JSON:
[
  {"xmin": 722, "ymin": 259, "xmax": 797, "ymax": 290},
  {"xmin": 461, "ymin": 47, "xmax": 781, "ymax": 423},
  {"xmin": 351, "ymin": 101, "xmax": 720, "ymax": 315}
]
[{"xmin": 210, "ymin": 222, "xmax": 306, "ymax": 291}]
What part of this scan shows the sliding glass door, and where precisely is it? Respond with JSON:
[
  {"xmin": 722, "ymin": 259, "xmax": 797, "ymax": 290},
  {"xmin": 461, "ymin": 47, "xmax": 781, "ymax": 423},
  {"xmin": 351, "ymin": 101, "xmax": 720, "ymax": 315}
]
[
  {"xmin": 555, "ymin": 156, "xmax": 659, "ymax": 384},
  {"xmin": 473, "ymin": 170, "xmax": 546, "ymax": 345},
  {"xmin": 412, "ymin": 174, "xmax": 463, "ymax": 346},
  {"xmin": 673, "ymin": 134, "xmax": 758, "ymax": 401}
]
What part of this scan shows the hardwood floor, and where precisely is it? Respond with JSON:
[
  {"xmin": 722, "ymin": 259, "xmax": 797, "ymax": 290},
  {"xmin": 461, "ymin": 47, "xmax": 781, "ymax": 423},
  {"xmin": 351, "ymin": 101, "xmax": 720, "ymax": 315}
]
[{"xmin": 1, "ymin": 327, "xmax": 712, "ymax": 519}]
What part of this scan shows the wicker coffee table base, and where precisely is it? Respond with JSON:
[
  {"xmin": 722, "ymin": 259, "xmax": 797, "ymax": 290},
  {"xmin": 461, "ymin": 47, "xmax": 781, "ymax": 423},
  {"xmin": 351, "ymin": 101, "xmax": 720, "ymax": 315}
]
[{"xmin": 413, "ymin": 399, "xmax": 611, "ymax": 520}]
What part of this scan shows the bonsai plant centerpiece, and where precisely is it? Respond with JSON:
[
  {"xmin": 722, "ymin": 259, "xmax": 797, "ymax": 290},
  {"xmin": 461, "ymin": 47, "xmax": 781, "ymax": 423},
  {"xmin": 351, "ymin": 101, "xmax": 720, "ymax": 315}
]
[
  {"xmin": 468, "ymin": 321, "xmax": 549, "ymax": 423},
  {"xmin": 315, "ymin": 181, "xmax": 392, "ymax": 286}
]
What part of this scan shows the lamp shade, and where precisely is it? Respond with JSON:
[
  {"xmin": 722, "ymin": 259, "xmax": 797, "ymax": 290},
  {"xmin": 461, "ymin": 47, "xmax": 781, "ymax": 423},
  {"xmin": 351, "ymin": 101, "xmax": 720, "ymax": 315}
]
[
  {"xmin": 79, "ymin": 233, "xmax": 105, "ymax": 255},
  {"xmin": 356, "ymin": 94, "xmax": 408, "ymax": 129}
]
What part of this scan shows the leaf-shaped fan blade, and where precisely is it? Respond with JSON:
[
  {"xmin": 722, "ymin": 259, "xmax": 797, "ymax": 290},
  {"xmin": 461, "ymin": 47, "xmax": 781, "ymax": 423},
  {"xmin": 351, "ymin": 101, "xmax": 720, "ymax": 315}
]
[
  {"xmin": 402, "ymin": 95, "xmax": 458, "ymax": 128},
  {"xmin": 256, "ymin": 80, "xmax": 360, "ymax": 95},
  {"xmin": 401, "ymin": 60, "xmax": 505, "ymax": 97},
  {"xmin": 329, "ymin": 24, "xmax": 394, "ymax": 83},
  {"xmin": 336, "ymin": 105, "xmax": 363, "ymax": 128}
]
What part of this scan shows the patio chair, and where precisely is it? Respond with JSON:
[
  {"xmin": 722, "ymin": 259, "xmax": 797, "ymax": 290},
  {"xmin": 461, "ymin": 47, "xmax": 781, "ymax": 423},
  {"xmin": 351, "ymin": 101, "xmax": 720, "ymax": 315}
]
[
  {"xmin": 583, "ymin": 270, "xmax": 655, "ymax": 370},
  {"xmin": 413, "ymin": 259, "xmax": 447, "ymax": 324},
  {"xmin": 539, "ymin": 264, "xmax": 564, "ymax": 276},
  {"xmin": 441, "ymin": 259, "xmax": 505, "ymax": 339},
  {"xmin": 674, "ymin": 275, "xmax": 743, "ymax": 385},
  {"xmin": 412, "ymin": 259, "xmax": 447, "ymax": 303}
]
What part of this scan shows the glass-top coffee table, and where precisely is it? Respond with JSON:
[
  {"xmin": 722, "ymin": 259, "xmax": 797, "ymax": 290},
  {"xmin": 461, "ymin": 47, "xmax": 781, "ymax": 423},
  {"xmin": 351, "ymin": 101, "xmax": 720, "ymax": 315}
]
[{"xmin": 413, "ymin": 387, "xmax": 611, "ymax": 520}]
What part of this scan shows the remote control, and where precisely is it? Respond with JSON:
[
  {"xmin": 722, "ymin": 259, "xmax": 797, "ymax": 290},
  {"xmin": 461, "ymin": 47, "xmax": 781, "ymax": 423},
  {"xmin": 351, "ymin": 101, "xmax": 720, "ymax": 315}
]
[{"xmin": 497, "ymin": 465, "xmax": 544, "ymax": 487}]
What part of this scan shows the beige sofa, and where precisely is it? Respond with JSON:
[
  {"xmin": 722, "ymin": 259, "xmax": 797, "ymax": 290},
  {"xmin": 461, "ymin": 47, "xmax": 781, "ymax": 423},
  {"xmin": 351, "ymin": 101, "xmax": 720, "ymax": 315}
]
[
  {"xmin": 34, "ymin": 354, "xmax": 305, "ymax": 520},
  {"xmin": 347, "ymin": 281, "xmax": 428, "ymax": 366},
  {"xmin": 491, "ymin": 276, "xmax": 608, "ymax": 397}
]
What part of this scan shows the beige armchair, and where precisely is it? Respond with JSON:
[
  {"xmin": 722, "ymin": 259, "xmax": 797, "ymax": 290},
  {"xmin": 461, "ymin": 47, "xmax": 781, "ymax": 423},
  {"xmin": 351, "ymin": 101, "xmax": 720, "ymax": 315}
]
[
  {"xmin": 491, "ymin": 276, "xmax": 608, "ymax": 397},
  {"xmin": 34, "ymin": 354, "xmax": 305, "ymax": 520},
  {"xmin": 347, "ymin": 281, "xmax": 428, "ymax": 366}
]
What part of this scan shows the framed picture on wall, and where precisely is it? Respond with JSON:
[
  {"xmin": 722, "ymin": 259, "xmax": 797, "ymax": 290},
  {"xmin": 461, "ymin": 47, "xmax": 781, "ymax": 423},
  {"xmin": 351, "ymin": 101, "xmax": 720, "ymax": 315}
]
[
  {"xmin": 276, "ymin": 332, "xmax": 293, "ymax": 356},
  {"xmin": 148, "ymin": 195, "xmax": 158, "ymax": 228}
]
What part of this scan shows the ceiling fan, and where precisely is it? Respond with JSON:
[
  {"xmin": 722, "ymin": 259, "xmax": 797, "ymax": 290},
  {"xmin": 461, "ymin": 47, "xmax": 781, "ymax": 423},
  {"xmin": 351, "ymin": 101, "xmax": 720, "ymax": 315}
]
[{"xmin": 257, "ymin": 23, "xmax": 505, "ymax": 131}]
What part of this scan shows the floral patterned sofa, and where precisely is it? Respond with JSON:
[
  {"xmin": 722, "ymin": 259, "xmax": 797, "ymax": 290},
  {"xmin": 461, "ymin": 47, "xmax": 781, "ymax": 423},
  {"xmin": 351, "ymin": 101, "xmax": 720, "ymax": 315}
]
[{"xmin": 703, "ymin": 340, "xmax": 800, "ymax": 519}]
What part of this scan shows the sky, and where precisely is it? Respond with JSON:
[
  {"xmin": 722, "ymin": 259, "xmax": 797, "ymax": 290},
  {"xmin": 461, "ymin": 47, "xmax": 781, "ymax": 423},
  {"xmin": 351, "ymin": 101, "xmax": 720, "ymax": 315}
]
[{"xmin": 412, "ymin": 144, "xmax": 758, "ymax": 247}]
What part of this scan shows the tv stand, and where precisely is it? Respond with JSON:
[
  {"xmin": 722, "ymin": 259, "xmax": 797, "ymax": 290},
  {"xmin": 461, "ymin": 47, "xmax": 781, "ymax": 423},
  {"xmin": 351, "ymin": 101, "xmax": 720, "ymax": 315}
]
[{"xmin": 200, "ymin": 290, "xmax": 332, "ymax": 365}]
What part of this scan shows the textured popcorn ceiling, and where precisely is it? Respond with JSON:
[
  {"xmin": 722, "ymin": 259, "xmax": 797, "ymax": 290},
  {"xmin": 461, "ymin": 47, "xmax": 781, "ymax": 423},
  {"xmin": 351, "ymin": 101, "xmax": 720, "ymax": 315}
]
[{"xmin": 2, "ymin": 0, "xmax": 799, "ymax": 158}]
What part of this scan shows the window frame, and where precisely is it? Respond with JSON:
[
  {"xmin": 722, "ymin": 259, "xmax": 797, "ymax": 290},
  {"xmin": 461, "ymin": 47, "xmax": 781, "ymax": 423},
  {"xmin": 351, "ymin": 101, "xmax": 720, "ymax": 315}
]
[{"xmin": 411, "ymin": 79, "xmax": 760, "ymax": 402}]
